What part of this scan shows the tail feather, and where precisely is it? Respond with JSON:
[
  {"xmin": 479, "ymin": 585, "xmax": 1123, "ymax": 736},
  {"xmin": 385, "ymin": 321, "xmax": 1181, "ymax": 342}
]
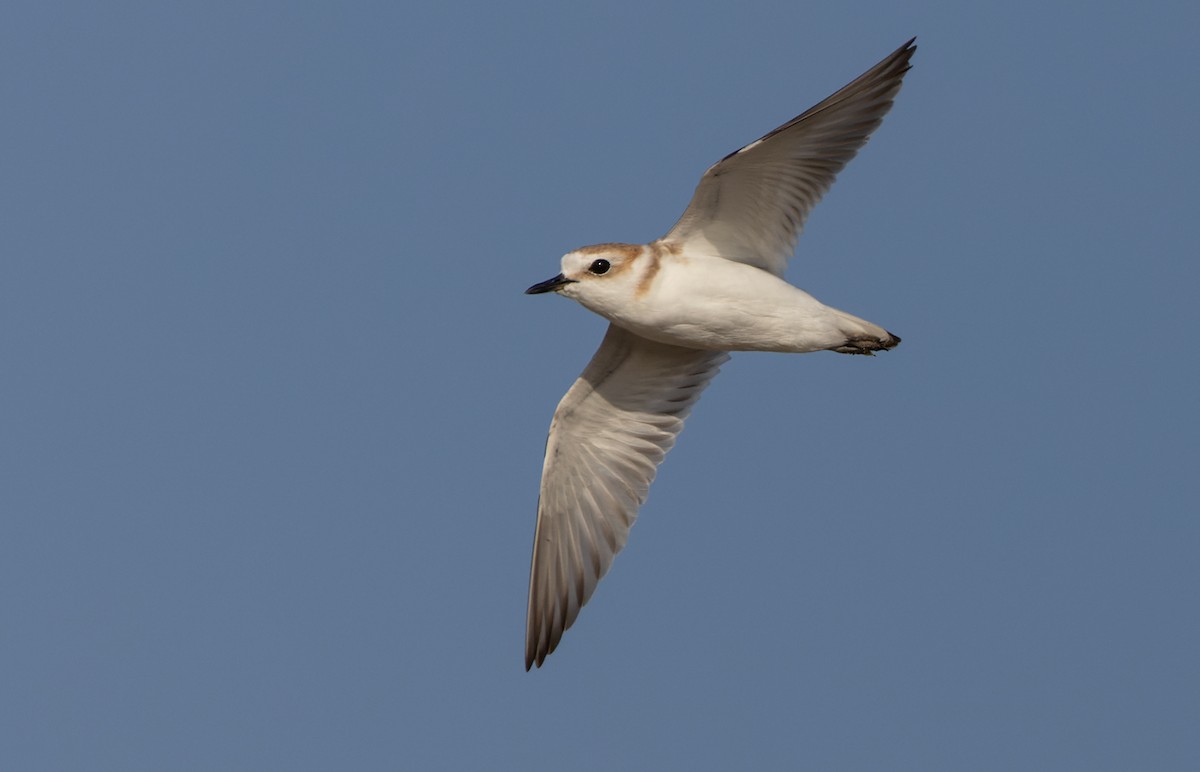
[{"xmin": 827, "ymin": 308, "xmax": 900, "ymax": 355}]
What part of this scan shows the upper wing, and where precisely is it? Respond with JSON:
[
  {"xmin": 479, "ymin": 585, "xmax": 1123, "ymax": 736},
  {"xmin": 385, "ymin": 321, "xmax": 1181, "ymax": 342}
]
[
  {"xmin": 660, "ymin": 38, "xmax": 916, "ymax": 277},
  {"xmin": 526, "ymin": 324, "xmax": 729, "ymax": 669}
]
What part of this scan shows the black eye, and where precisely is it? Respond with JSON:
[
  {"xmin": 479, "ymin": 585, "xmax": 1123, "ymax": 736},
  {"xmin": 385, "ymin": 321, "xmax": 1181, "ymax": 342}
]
[{"xmin": 588, "ymin": 259, "xmax": 611, "ymax": 275}]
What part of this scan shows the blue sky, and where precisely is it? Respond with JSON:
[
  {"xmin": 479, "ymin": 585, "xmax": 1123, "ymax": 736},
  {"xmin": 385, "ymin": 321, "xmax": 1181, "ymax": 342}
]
[{"xmin": 2, "ymin": 1, "xmax": 1198, "ymax": 769}]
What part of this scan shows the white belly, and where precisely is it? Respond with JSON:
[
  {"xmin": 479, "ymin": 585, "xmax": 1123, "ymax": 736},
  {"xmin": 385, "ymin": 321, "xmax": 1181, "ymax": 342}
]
[{"xmin": 592, "ymin": 256, "xmax": 883, "ymax": 353}]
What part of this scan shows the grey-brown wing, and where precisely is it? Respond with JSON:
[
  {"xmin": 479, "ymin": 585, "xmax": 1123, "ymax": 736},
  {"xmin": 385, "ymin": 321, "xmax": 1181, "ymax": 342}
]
[
  {"xmin": 526, "ymin": 324, "xmax": 729, "ymax": 669},
  {"xmin": 661, "ymin": 39, "xmax": 916, "ymax": 276}
]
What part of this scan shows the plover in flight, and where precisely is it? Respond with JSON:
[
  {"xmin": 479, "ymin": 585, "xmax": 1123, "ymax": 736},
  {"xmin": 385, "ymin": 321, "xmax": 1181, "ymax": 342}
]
[{"xmin": 524, "ymin": 39, "xmax": 915, "ymax": 669}]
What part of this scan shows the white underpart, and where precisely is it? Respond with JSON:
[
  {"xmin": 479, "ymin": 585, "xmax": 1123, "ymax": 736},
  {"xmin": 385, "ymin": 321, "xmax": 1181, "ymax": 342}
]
[{"xmin": 580, "ymin": 253, "xmax": 893, "ymax": 353}]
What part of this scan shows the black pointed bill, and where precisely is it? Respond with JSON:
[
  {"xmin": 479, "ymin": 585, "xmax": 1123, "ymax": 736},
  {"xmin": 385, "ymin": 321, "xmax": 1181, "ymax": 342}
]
[{"xmin": 525, "ymin": 273, "xmax": 577, "ymax": 295}]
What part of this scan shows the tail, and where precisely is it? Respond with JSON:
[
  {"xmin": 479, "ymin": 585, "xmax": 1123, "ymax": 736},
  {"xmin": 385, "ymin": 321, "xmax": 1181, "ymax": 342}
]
[{"xmin": 826, "ymin": 307, "xmax": 900, "ymax": 356}]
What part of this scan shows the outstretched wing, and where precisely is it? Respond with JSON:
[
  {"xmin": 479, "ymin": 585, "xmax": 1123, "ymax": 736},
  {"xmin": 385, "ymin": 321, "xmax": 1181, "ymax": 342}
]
[
  {"xmin": 660, "ymin": 38, "xmax": 916, "ymax": 276},
  {"xmin": 526, "ymin": 324, "xmax": 729, "ymax": 669}
]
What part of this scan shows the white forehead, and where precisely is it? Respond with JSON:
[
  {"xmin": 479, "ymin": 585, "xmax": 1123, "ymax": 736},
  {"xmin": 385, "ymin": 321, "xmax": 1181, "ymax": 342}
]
[{"xmin": 560, "ymin": 251, "xmax": 592, "ymax": 272}]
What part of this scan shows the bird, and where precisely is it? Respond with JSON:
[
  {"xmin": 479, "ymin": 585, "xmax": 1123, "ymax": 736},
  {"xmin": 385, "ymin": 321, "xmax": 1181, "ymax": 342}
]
[{"xmin": 523, "ymin": 38, "xmax": 916, "ymax": 669}]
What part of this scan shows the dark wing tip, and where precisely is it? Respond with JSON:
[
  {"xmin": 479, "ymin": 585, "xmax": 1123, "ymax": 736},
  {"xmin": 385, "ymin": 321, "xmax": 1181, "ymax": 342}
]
[
  {"xmin": 525, "ymin": 636, "xmax": 552, "ymax": 670},
  {"xmin": 715, "ymin": 37, "xmax": 918, "ymax": 166},
  {"xmin": 893, "ymin": 36, "xmax": 918, "ymax": 71}
]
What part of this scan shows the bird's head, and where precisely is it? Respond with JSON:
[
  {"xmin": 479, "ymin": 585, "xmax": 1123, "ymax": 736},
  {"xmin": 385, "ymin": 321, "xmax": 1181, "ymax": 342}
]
[{"xmin": 525, "ymin": 243, "xmax": 651, "ymax": 314}]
